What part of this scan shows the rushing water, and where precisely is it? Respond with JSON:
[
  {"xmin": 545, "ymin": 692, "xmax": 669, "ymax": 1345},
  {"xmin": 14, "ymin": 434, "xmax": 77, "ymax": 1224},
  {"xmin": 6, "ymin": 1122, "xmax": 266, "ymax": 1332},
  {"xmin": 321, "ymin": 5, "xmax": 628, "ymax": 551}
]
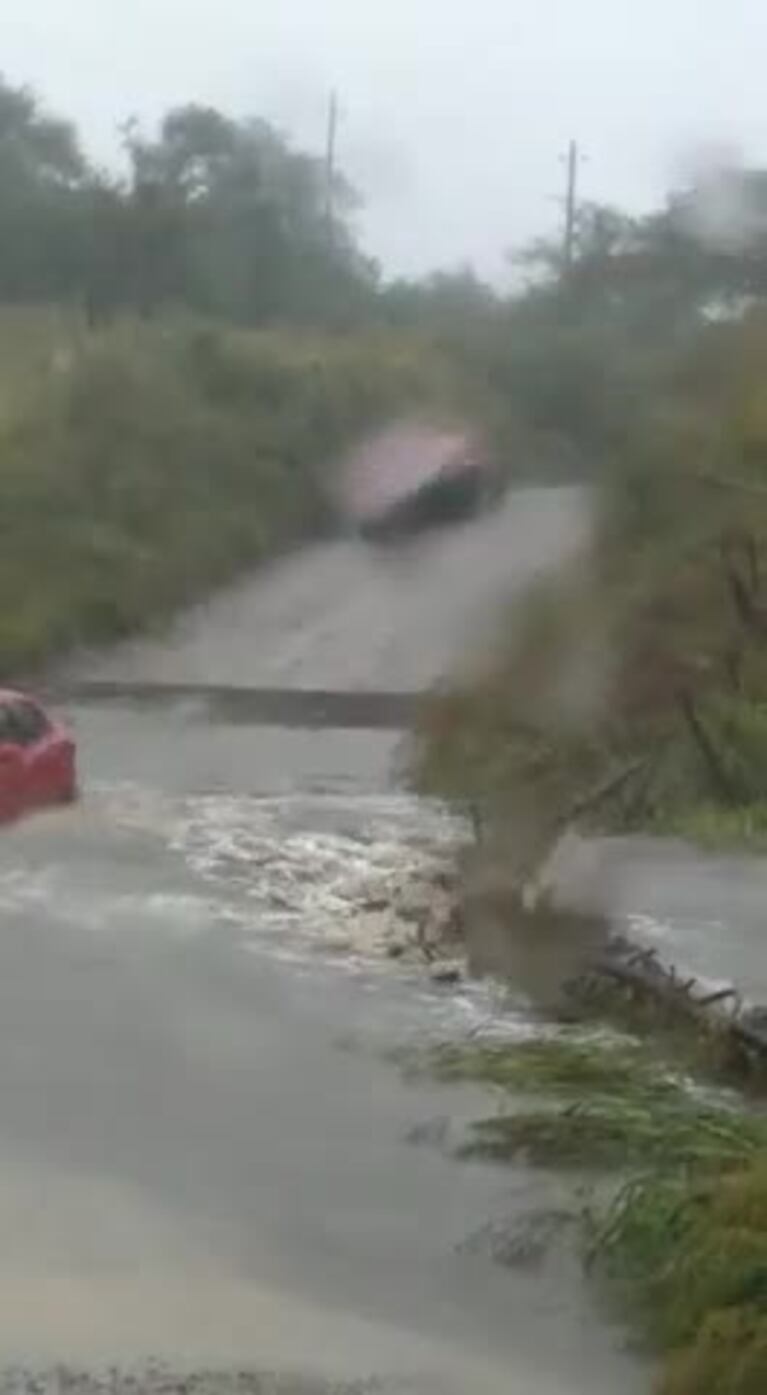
[
  {"xmin": 0, "ymin": 706, "xmax": 648, "ymax": 1395},
  {"xmin": 0, "ymin": 490, "xmax": 655, "ymax": 1393},
  {"xmin": 5, "ymin": 485, "xmax": 766, "ymax": 1393}
]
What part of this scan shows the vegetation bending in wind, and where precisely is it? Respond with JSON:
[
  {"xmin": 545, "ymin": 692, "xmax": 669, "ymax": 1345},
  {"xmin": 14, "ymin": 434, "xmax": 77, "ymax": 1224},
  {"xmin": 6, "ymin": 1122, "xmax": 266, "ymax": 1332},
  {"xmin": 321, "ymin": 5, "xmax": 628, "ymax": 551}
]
[{"xmin": 406, "ymin": 1034, "xmax": 767, "ymax": 1395}]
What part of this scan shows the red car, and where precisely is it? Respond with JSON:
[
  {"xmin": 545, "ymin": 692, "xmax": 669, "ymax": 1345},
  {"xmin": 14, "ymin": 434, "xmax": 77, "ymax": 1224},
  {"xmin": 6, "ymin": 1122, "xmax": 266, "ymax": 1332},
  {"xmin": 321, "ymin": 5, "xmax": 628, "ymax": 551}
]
[{"xmin": 0, "ymin": 690, "xmax": 77, "ymax": 823}]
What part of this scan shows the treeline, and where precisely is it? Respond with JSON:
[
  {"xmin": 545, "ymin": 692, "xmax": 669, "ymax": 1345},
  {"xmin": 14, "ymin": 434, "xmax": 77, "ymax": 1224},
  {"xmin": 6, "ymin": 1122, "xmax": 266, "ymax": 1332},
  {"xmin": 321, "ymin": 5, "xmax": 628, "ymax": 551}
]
[
  {"xmin": 14, "ymin": 66, "xmax": 767, "ymax": 354},
  {"xmin": 388, "ymin": 169, "xmax": 767, "ymax": 468},
  {"xmin": 0, "ymin": 72, "xmax": 505, "ymax": 342},
  {"xmin": 13, "ymin": 67, "xmax": 767, "ymax": 392},
  {"xmin": 0, "ymin": 75, "xmax": 377, "ymax": 328}
]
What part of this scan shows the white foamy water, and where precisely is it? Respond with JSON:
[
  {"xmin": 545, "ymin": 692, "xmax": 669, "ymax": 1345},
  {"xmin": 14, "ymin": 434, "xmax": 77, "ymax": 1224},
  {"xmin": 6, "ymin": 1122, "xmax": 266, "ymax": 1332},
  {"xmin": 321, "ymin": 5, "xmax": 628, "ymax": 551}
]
[{"xmin": 0, "ymin": 780, "xmax": 525, "ymax": 1040}]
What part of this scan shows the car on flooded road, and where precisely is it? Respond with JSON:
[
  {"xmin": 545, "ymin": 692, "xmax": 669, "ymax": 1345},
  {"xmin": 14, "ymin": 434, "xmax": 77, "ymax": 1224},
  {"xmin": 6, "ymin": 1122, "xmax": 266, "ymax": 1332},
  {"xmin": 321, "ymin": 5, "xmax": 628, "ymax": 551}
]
[
  {"xmin": 0, "ymin": 691, "xmax": 77, "ymax": 823},
  {"xmin": 336, "ymin": 419, "xmax": 500, "ymax": 545}
]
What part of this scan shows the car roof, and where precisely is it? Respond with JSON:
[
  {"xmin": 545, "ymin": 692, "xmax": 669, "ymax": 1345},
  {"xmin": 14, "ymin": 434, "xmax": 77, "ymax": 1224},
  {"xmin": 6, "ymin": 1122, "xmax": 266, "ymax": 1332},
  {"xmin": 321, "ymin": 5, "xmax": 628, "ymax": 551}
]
[
  {"xmin": 339, "ymin": 421, "xmax": 481, "ymax": 521},
  {"xmin": 0, "ymin": 689, "xmax": 39, "ymax": 706}
]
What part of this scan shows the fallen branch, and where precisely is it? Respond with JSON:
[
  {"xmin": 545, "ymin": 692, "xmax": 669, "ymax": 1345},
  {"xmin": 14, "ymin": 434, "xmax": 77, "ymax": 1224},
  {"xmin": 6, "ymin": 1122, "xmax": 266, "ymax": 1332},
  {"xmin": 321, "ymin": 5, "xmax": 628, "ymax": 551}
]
[{"xmin": 571, "ymin": 938, "xmax": 767, "ymax": 1066}]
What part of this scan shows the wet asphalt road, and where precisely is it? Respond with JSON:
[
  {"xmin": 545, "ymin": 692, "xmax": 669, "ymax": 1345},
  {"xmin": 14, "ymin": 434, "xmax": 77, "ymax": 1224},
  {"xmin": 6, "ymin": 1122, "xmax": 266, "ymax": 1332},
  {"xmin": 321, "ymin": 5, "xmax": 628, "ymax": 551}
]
[{"xmin": 0, "ymin": 489, "xmax": 650, "ymax": 1394}]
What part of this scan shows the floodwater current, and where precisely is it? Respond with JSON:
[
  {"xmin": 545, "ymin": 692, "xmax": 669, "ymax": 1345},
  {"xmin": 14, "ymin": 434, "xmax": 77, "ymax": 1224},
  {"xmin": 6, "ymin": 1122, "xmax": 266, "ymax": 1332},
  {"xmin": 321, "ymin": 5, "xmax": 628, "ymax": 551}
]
[{"xmin": 0, "ymin": 488, "xmax": 745, "ymax": 1393}]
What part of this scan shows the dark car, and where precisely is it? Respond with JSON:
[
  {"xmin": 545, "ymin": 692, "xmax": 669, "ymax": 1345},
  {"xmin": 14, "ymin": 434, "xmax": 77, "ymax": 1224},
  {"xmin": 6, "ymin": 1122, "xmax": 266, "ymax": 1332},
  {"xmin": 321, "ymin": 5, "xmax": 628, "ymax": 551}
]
[{"xmin": 338, "ymin": 421, "xmax": 498, "ymax": 544}]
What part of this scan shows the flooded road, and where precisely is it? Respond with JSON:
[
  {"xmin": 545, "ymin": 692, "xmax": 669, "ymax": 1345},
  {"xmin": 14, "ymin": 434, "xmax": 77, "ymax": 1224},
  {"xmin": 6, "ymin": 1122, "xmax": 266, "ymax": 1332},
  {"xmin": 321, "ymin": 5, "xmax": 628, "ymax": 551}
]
[
  {"xmin": 0, "ymin": 488, "xmax": 647, "ymax": 1394},
  {"xmin": 0, "ymin": 716, "xmax": 643, "ymax": 1395},
  {"xmin": 71, "ymin": 488, "xmax": 588, "ymax": 692}
]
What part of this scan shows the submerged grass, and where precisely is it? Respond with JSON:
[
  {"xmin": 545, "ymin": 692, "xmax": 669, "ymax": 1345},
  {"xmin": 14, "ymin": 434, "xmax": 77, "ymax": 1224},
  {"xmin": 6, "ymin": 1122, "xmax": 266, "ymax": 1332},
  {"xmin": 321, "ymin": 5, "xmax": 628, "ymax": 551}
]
[
  {"xmin": 410, "ymin": 1035, "xmax": 680, "ymax": 1100},
  {"xmin": 409, "ymin": 1036, "xmax": 765, "ymax": 1169},
  {"xmin": 462, "ymin": 1094, "xmax": 764, "ymax": 1171},
  {"xmin": 404, "ymin": 1033, "xmax": 767, "ymax": 1394}
]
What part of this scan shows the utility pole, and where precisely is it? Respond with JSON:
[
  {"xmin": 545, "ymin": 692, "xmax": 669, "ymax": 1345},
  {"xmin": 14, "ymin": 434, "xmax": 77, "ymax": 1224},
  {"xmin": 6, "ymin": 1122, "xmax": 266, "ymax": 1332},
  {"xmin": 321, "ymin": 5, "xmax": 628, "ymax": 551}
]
[
  {"xmin": 563, "ymin": 139, "xmax": 580, "ymax": 272},
  {"xmin": 325, "ymin": 90, "xmax": 339, "ymax": 241}
]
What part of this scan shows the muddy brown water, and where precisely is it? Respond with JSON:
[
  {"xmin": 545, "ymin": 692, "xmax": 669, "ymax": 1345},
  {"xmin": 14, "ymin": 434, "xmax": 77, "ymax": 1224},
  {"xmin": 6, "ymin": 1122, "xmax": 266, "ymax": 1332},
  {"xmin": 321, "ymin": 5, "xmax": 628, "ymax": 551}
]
[{"xmin": 1, "ymin": 486, "xmax": 752, "ymax": 1394}]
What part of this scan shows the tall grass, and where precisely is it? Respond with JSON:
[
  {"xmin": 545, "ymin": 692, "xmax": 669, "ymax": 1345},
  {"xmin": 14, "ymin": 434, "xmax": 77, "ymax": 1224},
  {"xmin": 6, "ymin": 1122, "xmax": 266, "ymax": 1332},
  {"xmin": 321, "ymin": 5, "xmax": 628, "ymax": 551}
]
[
  {"xmin": 405, "ymin": 1034, "xmax": 767, "ymax": 1395},
  {"xmin": 0, "ymin": 311, "xmax": 444, "ymax": 671}
]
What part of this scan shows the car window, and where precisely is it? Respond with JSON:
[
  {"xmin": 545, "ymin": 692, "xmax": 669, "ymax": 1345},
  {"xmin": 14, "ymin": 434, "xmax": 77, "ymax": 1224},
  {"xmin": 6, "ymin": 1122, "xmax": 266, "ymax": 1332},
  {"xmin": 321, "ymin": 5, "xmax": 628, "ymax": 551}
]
[{"xmin": 8, "ymin": 700, "xmax": 49, "ymax": 746}]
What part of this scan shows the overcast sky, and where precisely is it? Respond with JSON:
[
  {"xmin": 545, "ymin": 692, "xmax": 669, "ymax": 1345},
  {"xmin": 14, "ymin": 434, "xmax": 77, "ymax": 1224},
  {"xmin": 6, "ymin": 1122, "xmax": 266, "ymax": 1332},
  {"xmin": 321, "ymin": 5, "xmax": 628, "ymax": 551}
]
[{"xmin": 4, "ymin": 2, "xmax": 767, "ymax": 282}]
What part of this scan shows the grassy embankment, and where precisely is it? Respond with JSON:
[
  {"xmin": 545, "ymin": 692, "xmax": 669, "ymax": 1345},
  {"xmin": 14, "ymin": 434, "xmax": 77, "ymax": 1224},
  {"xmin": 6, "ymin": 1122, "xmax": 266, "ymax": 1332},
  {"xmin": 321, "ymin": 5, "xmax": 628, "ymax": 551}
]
[{"xmin": 0, "ymin": 307, "xmax": 451, "ymax": 675}]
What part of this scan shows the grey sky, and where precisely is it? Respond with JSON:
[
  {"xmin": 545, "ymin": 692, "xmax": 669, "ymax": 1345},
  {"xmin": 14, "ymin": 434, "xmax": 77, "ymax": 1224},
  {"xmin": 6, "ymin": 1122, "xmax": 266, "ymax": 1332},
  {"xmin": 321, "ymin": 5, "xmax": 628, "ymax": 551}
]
[{"xmin": 4, "ymin": 1, "xmax": 767, "ymax": 282}]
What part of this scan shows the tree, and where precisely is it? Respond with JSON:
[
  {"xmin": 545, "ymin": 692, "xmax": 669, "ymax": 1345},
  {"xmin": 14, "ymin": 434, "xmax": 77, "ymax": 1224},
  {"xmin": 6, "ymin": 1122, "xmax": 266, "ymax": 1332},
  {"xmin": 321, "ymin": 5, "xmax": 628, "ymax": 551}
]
[
  {"xmin": 120, "ymin": 104, "xmax": 374, "ymax": 325},
  {"xmin": 0, "ymin": 74, "xmax": 89, "ymax": 302},
  {"xmin": 0, "ymin": 79, "xmax": 377, "ymax": 326},
  {"xmin": 0, "ymin": 77, "xmax": 84, "ymax": 190}
]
